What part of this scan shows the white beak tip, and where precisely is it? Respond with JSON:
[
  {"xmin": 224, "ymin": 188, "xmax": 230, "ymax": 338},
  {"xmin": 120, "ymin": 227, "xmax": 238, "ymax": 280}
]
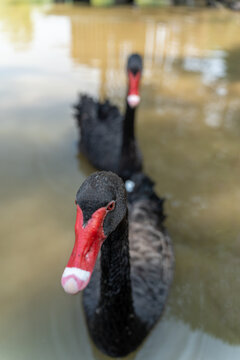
[
  {"xmin": 62, "ymin": 278, "xmax": 79, "ymax": 295},
  {"xmin": 127, "ymin": 95, "xmax": 140, "ymax": 108},
  {"xmin": 61, "ymin": 267, "xmax": 91, "ymax": 295}
]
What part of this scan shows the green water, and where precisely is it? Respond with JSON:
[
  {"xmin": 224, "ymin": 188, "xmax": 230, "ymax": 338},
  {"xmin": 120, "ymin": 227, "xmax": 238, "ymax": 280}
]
[{"xmin": 0, "ymin": 2, "xmax": 240, "ymax": 360}]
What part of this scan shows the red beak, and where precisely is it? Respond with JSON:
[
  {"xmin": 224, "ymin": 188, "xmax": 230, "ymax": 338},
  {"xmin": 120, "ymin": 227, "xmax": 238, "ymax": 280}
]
[
  {"xmin": 127, "ymin": 71, "xmax": 141, "ymax": 108},
  {"xmin": 61, "ymin": 205, "xmax": 107, "ymax": 295}
]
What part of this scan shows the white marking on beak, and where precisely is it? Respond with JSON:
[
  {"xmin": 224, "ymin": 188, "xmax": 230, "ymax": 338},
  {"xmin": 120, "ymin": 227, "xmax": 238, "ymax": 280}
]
[
  {"xmin": 61, "ymin": 267, "xmax": 91, "ymax": 295},
  {"xmin": 127, "ymin": 95, "xmax": 140, "ymax": 108}
]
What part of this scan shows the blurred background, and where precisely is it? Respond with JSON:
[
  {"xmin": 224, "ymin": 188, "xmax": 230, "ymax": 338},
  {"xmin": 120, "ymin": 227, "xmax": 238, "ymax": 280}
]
[{"xmin": 1, "ymin": 0, "xmax": 240, "ymax": 359}]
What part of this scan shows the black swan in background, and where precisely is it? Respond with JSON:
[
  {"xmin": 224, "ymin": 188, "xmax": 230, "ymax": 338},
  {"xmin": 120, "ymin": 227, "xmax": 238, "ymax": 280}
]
[
  {"xmin": 61, "ymin": 171, "xmax": 174, "ymax": 357},
  {"xmin": 74, "ymin": 54, "xmax": 143, "ymax": 180}
]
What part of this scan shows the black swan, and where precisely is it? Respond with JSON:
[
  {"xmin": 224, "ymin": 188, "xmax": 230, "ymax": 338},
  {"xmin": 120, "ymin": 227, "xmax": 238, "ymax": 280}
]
[
  {"xmin": 61, "ymin": 171, "xmax": 174, "ymax": 357},
  {"xmin": 74, "ymin": 54, "xmax": 143, "ymax": 180}
]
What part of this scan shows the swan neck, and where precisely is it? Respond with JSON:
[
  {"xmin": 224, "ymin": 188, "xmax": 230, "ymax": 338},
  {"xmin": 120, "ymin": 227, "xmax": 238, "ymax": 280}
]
[
  {"xmin": 118, "ymin": 103, "xmax": 138, "ymax": 179},
  {"xmin": 122, "ymin": 102, "xmax": 136, "ymax": 147},
  {"xmin": 92, "ymin": 213, "xmax": 147, "ymax": 356},
  {"xmin": 99, "ymin": 214, "xmax": 134, "ymax": 314}
]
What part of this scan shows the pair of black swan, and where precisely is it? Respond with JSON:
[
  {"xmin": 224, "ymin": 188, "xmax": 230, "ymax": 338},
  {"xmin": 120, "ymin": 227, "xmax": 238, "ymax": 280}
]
[{"xmin": 61, "ymin": 54, "xmax": 174, "ymax": 357}]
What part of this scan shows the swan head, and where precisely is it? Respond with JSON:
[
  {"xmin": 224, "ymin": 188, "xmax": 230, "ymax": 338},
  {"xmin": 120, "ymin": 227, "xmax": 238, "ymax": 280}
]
[
  {"xmin": 127, "ymin": 54, "xmax": 143, "ymax": 108},
  {"xmin": 61, "ymin": 172, "xmax": 127, "ymax": 295}
]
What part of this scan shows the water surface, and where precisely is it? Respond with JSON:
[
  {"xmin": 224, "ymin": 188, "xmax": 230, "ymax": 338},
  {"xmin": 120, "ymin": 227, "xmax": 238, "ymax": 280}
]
[{"xmin": 1, "ymin": 3, "xmax": 240, "ymax": 359}]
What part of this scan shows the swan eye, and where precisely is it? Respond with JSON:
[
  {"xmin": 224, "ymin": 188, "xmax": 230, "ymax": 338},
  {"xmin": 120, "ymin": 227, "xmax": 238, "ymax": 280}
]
[
  {"xmin": 75, "ymin": 200, "xmax": 77, "ymax": 205},
  {"xmin": 106, "ymin": 201, "xmax": 115, "ymax": 212}
]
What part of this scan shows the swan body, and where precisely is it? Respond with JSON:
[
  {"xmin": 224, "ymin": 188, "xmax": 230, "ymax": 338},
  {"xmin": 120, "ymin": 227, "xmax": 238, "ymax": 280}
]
[
  {"xmin": 74, "ymin": 54, "xmax": 143, "ymax": 180},
  {"xmin": 61, "ymin": 172, "xmax": 174, "ymax": 357}
]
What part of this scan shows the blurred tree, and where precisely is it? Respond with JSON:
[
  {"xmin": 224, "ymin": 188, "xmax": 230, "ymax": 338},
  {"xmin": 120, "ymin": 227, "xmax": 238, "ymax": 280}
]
[
  {"xmin": 72, "ymin": 0, "xmax": 133, "ymax": 3},
  {"xmin": 206, "ymin": 0, "xmax": 240, "ymax": 8},
  {"xmin": 73, "ymin": 0, "xmax": 90, "ymax": 3}
]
